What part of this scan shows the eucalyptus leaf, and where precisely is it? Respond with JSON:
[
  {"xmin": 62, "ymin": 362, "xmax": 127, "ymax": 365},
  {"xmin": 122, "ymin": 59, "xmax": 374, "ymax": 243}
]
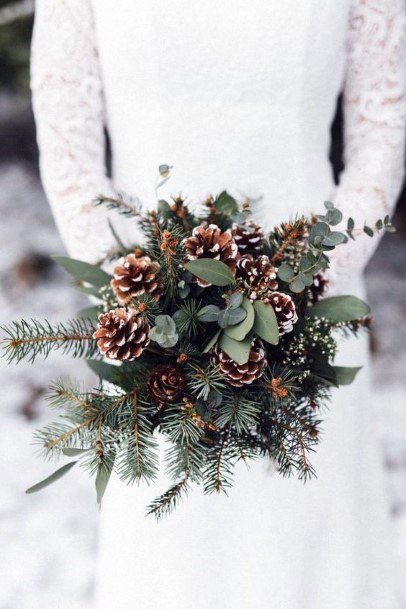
[
  {"xmin": 364, "ymin": 225, "xmax": 374, "ymax": 237},
  {"xmin": 228, "ymin": 292, "xmax": 244, "ymax": 309},
  {"xmin": 26, "ymin": 461, "xmax": 77, "ymax": 494},
  {"xmin": 96, "ymin": 460, "xmax": 115, "ymax": 506},
  {"xmin": 53, "ymin": 256, "xmax": 112, "ymax": 288},
  {"xmin": 185, "ymin": 259, "xmax": 235, "ymax": 286},
  {"xmin": 324, "ymin": 201, "xmax": 334, "ymax": 210},
  {"xmin": 62, "ymin": 448, "xmax": 91, "ymax": 457},
  {"xmin": 203, "ymin": 329, "xmax": 222, "ymax": 353},
  {"xmin": 289, "ymin": 276, "xmax": 306, "ymax": 293},
  {"xmin": 326, "ymin": 208, "xmax": 343, "ymax": 226},
  {"xmin": 253, "ymin": 301, "xmax": 279, "ymax": 345},
  {"xmin": 277, "ymin": 263, "xmax": 295, "ymax": 282},
  {"xmin": 215, "ymin": 190, "xmax": 239, "ymax": 216},
  {"xmin": 307, "ymin": 295, "xmax": 371, "ymax": 322},
  {"xmin": 224, "ymin": 296, "xmax": 255, "ymax": 341},
  {"xmin": 219, "ymin": 333, "xmax": 253, "ymax": 365},
  {"xmin": 322, "ymin": 231, "xmax": 346, "ymax": 247},
  {"xmin": 77, "ymin": 306, "xmax": 103, "ymax": 320},
  {"xmin": 197, "ymin": 305, "xmax": 220, "ymax": 323},
  {"xmin": 218, "ymin": 307, "xmax": 247, "ymax": 328},
  {"xmin": 333, "ymin": 366, "xmax": 362, "ymax": 386}
]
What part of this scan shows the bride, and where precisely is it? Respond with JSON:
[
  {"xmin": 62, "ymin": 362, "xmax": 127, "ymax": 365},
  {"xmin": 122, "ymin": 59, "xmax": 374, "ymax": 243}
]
[{"xmin": 30, "ymin": 1, "xmax": 405, "ymax": 607}]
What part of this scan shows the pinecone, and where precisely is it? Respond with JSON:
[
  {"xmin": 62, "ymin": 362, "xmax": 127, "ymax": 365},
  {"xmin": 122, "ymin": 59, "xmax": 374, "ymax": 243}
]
[
  {"xmin": 309, "ymin": 273, "xmax": 328, "ymax": 303},
  {"xmin": 236, "ymin": 254, "xmax": 278, "ymax": 300},
  {"xmin": 211, "ymin": 339, "xmax": 267, "ymax": 387},
  {"xmin": 93, "ymin": 308, "xmax": 150, "ymax": 361},
  {"xmin": 263, "ymin": 291, "xmax": 298, "ymax": 335},
  {"xmin": 231, "ymin": 220, "xmax": 264, "ymax": 253},
  {"xmin": 148, "ymin": 365, "xmax": 186, "ymax": 408},
  {"xmin": 182, "ymin": 224, "xmax": 238, "ymax": 286},
  {"xmin": 111, "ymin": 254, "xmax": 163, "ymax": 305}
]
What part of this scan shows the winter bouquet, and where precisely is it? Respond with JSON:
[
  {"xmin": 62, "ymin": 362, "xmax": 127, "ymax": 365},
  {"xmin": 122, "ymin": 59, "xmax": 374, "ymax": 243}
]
[{"xmin": 1, "ymin": 166, "xmax": 393, "ymax": 519}]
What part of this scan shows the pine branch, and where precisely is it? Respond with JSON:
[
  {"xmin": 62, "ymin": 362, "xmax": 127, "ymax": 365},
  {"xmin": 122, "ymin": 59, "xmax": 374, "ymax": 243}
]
[
  {"xmin": 215, "ymin": 391, "xmax": 261, "ymax": 434},
  {"xmin": 94, "ymin": 193, "xmax": 143, "ymax": 218},
  {"xmin": 1, "ymin": 319, "xmax": 98, "ymax": 363},
  {"xmin": 116, "ymin": 392, "xmax": 159, "ymax": 484},
  {"xmin": 203, "ymin": 432, "xmax": 234, "ymax": 494},
  {"xmin": 146, "ymin": 476, "xmax": 190, "ymax": 521}
]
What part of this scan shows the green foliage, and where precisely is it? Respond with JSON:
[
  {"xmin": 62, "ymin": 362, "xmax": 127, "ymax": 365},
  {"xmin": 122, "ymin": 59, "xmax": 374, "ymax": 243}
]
[
  {"xmin": 1, "ymin": 318, "xmax": 98, "ymax": 363},
  {"xmin": 149, "ymin": 315, "xmax": 179, "ymax": 348},
  {"xmin": 307, "ymin": 295, "xmax": 371, "ymax": 322},
  {"xmin": 252, "ymin": 300, "xmax": 279, "ymax": 345},
  {"xmin": 53, "ymin": 256, "xmax": 112, "ymax": 288},
  {"xmin": 26, "ymin": 461, "xmax": 77, "ymax": 494},
  {"xmin": 185, "ymin": 258, "xmax": 236, "ymax": 286}
]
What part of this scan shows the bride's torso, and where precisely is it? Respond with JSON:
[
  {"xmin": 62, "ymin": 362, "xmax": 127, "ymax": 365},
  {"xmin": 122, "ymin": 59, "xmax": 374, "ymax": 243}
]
[{"xmin": 92, "ymin": 0, "xmax": 351, "ymax": 228}]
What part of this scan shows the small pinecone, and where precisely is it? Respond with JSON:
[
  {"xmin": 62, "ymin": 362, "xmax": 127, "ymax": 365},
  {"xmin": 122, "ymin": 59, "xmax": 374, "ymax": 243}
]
[
  {"xmin": 148, "ymin": 365, "xmax": 186, "ymax": 408},
  {"xmin": 182, "ymin": 224, "xmax": 238, "ymax": 286},
  {"xmin": 111, "ymin": 254, "xmax": 163, "ymax": 305},
  {"xmin": 93, "ymin": 308, "xmax": 150, "ymax": 361},
  {"xmin": 231, "ymin": 220, "xmax": 264, "ymax": 253},
  {"xmin": 309, "ymin": 273, "xmax": 328, "ymax": 303},
  {"xmin": 211, "ymin": 339, "xmax": 267, "ymax": 387},
  {"xmin": 263, "ymin": 291, "xmax": 298, "ymax": 335},
  {"xmin": 236, "ymin": 254, "xmax": 278, "ymax": 299}
]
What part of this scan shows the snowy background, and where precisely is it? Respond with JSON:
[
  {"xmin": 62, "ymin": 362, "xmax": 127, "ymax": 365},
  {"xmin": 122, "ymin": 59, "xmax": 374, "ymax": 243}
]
[{"xmin": 0, "ymin": 7, "xmax": 405, "ymax": 608}]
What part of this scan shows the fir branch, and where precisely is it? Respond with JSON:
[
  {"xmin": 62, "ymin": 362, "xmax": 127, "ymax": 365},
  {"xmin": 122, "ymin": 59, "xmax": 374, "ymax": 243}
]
[
  {"xmin": 116, "ymin": 392, "xmax": 159, "ymax": 484},
  {"xmin": 187, "ymin": 363, "xmax": 225, "ymax": 400},
  {"xmin": 1, "ymin": 319, "xmax": 98, "ymax": 363},
  {"xmin": 94, "ymin": 193, "xmax": 143, "ymax": 218},
  {"xmin": 215, "ymin": 391, "xmax": 261, "ymax": 434},
  {"xmin": 203, "ymin": 432, "xmax": 234, "ymax": 494},
  {"xmin": 146, "ymin": 475, "xmax": 190, "ymax": 521}
]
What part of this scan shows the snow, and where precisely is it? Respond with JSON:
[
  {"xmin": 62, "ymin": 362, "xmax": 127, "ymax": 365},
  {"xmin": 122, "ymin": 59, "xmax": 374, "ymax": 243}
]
[{"xmin": 0, "ymin": 163, "xmax": 405, "ymax": 608}]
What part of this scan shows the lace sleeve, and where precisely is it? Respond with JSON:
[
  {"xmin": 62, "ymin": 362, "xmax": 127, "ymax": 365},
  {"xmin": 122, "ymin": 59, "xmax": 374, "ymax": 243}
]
[
  {"xmin": 328, "ymin": 0, "xmax": 406, "ymax": 292},
  {"xmin": 31, "ymin": 0, "xmax": 120, "ymax": 264}
]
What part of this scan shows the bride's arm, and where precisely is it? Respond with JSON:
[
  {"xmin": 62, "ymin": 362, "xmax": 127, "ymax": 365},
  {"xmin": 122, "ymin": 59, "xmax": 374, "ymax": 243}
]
[
  {"xmin": 31, "ymin": 0, "xmax": 118, "ymax": 264},
  {"xmin": 329, "ymin": 0, "xmax": 406, "ymax": 291}
]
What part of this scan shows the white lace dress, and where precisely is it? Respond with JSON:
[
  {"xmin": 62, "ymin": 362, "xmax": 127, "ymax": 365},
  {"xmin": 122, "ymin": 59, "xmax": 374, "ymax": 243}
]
[{"xmin": 31, "ymin": 1, "xmax": 406, "ymax": 608}]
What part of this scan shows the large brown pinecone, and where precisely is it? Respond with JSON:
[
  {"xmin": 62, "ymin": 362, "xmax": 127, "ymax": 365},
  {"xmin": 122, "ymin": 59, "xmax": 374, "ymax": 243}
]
[
  {"xmin": 148, "ymin": 365, "xmax": 186, "ymax": 408},
  {"xmin": 211, "ymin": 339, "xmax": 267, "ymax": 387},
  {"xmin": 263, "ymin": 291, "xmax": 298, "ymax": 335},
  {"xmin": 231, "ymin": 220, "xmax": 264, "ymax": 254},
  {"xmin": 182, "ymin": 224, "xmax": 239, "ymax": 287},
  {"xmin": 236, "ymin": 254, "xmax": 278, "ymax": 300},
  {"xmin": 93, "ymin": 308, "xmax": 150, "ymax": 361},
  {"xmin": 111, "ymin": 254, "xmax": 163, "ymax": 305}
]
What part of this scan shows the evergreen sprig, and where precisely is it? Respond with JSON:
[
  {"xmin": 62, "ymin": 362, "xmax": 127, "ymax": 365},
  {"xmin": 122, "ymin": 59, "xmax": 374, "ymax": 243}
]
[{"xmin": 1, "ymin": 318, "xmax": 98, "ymax": 363}]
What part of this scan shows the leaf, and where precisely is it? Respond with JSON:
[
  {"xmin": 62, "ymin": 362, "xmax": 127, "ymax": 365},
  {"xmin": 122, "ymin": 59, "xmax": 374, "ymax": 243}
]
[
  {"xmin": 219, "ymin": 333, "xmax": 253, "ymax": 365},
  {"xmin": 185, "ymin": 259, "xmax": 235, "ymax": 286},
  {"xmin": 215, "ymin": 190, "xmax": 239, "ymax": 216},
  {"xmin": 333, "ymin": 366, "xmax": 362, "ymax": 386},
  {"xmin": 53, "ymin": 256, "xmax": 112, "ymax": 287},
  {"xmin": 150, "ymin": 327, "xmax": 178, "ymax": 348},
  {"xmin": 310, "ymin": 356, "xmax": 338, "ymax": 387},
  {"xmin": 253, "ymin": 301, "xmax": 279, "ymax": 345},
  {"xmin": 347, "ymin": 217, "xmax": 355, "ymax": 231},
  {"xmin": 289, "ymin": 276, "xmax": 306, "ymax": 293},
  {"xmin": 76, "ymin": 285, "xmax": 103, "ymax": 298},
  {"xmin": 218, "ymin": 307, "xmax": 247, "ymax": 328},
  {"xmin": 158, "ymin": 164, "xmax": 172, "ymax": 177},
  {"xmin": 26, "ymin": 461, "xmax": 77, "ymax": 494},
  {"xmin": 158, "ymin": 199, "xmax": 171, "ymax": 213},
  {"xmin": 364, "ymin": 225, "xmax": 374, "ymax": 237},
  {"xmin": 307, "ymin": 295, "xmax": 371, "ymax": 322},
  {"xmin": 203, "ymin": 329, "xmax": 222, "ymax": 353},
  {"xmin": 326, "ymin": 208, "xmax": 343, "ymax": 226},
  {"xmin": 324, "ymin": 201, "xmax": 334, "ymax": 210},
  {"xmin": 87, "ymin": 359, "xmax": 123, "ymax": 386},
  {"xmin": 154, "ymin": 315, "xmax": 177, "ymax": 333},
  {"xmin": 197, "ymin": 305, "xmax": 220, "ymax": 323},
  {"xmin": 224, "ymin": 296, "xmax": 255, "ymax": 341},
  {"xmin": 95, "ymin": 462, "xmax": 115, "ymax": 506},
  {"xmin": 322, "ymin": 231, "xmax": 346, "ymax": 247},
  {"xmin": 62, "ymin": 448, "xmax": 91, "ymax": 457},
  {"xmin": 277, "ymin": 263, "xmax": 295, "ymax": 282},
  {"xmin": 228, "ymin": 292, "xmax": 243, "ymax": 309},
  {"xmin": 298, "ymin": 272, "xmax": 314, "ymax": 287},
  {"xmin": 77, "ymin": 306, "xmax": 103, "ymax": 320}
]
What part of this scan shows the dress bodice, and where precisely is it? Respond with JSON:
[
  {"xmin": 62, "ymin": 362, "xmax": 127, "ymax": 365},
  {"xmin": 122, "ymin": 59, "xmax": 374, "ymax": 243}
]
[
  {"xmin": 31, "ymin": 0, "xmax": 405, "ymax": 286},
  {"xmin": 93, "ymin": 1, "xmax": 351, "ymax": 227}
]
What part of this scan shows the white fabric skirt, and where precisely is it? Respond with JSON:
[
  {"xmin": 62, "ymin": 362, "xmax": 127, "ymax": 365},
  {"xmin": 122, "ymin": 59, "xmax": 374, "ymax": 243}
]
[{"xmin": 94, "ymin": 330, "xmax": 397, "ymax": 609}]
